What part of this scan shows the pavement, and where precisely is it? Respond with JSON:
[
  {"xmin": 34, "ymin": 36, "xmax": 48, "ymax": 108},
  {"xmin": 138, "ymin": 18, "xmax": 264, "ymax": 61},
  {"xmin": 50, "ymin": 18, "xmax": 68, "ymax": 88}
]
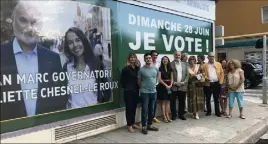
[{"xmin": 69, "ymin": 96, "xmax": 268, "ymax": 143}]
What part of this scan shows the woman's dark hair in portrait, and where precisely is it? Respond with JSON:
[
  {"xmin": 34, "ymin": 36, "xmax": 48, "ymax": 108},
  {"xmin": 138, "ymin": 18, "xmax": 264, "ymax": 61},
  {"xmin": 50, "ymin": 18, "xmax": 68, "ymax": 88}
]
[
  {"xmin": 159, "ymin": 56, "xmax": 173, "ymax": 73},
  {"xmin": 63, "ymin": 27, "xmax": 111, "ymax": 103},
  {"xmin": 64, "ymin": 27, "xmax": 97, "ymax": 70},
  {"xmin": 96, "ymin": 39, "xmax": 104, "ymax": 61}
]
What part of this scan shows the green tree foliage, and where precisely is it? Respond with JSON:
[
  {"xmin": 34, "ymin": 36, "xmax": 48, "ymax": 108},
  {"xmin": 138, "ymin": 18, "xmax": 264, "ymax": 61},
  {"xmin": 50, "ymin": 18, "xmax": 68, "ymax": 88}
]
[{"xmin": 1, "ymin": 0, "xmax": 19, "ymax": 43}]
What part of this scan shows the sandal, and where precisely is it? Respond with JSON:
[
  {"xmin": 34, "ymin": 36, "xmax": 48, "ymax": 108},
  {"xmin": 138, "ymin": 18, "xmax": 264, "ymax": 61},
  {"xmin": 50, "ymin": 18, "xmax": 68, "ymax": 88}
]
[
  {"xmin": 240, "ymin": 115, "xmax": 246, "ymax": 119},
  {"xmin": 168, "ymin": 119, "xmax": 172, "ymax": 123},
  {"xmin": 223, "ymin": 112, "xmax": 227, "ymax": 116},
  {"xmin": 163, "ymin": 118, "xmax": 169, "ymax": 123},
  {"xmin": 226, "ymin": 115, "xmax": 232, "ymax": 118}
]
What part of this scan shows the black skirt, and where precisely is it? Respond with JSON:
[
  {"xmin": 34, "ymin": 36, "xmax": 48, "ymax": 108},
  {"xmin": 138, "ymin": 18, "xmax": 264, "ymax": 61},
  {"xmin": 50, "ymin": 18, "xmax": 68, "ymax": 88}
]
[{"xmin": 157, "ymin": 81, "xmax": 171, "ymax": 100}]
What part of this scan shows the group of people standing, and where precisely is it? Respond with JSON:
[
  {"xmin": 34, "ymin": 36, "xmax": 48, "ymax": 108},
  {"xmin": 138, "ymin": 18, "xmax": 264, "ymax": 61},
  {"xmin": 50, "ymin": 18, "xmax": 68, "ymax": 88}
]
[{"xmin": 120, "ymin": 50, "xmax": 246, "ymax": 135}]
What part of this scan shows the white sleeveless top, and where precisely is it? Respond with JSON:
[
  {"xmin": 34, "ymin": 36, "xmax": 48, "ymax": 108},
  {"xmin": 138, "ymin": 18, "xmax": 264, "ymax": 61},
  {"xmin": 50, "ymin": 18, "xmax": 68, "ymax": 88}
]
[{"xmin": 227, "ymin": 68, "xmax": 245, "ymax": 92}]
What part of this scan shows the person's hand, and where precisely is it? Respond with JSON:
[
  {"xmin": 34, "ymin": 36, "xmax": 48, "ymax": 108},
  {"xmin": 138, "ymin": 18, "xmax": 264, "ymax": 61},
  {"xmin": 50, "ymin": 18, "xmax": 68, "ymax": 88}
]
[
  {"xmin": 229, "ymin": 85, "xmax": 236, "ymax": 90},
  {"xmin": 233, "ymin": 85, "xmax": 239, "ymax": 90},
  {"xmin": 177, "ymin": 82, "xmax": 184, "ymax": 86},
  {"xmin": 190, "ymin": 74, "xmax": 196, "ymax": 77},
  {"xmin": 165, "ymin": 85, "xmax": 170, "ymax": 89}
]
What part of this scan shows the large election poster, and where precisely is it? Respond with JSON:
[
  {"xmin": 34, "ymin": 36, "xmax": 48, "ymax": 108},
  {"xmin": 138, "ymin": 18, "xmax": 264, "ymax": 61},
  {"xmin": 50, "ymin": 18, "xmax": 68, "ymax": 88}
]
[
  {"xmin": 0, "ymin": 0, "xmax": 117, "ymax": 122},
  {"xmin": 117, "ymin": 2, "xmax": 213, "ymax": 67}
]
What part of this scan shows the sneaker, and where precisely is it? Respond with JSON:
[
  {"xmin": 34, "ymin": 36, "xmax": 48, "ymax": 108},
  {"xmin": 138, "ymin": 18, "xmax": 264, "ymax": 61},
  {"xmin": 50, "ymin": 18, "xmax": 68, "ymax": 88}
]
[
  {"xmin": 133, "ymin": 124, "xmax": 141, "ymax": 129},
  {"xmin": 136, "ymin": 122, "xmax": 142, "ymax": 127},
  {"xmin": 153, "ymin": 117, "xmax": 161, "ymax": 123},
  {"xmin": 128, "ymin": 126, "xmax": 135, "ymax": 133},
  {"xmin": 147, "ymin": 126, "xmax": 159, "ymax": 131},
  {"xmin": 142, "ymin": 127, "xmax": 148, "ymax": 135}
]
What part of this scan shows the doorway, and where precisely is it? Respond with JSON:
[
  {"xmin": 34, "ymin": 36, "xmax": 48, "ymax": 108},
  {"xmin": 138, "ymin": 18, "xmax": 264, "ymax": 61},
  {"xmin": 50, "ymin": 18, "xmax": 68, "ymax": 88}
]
[{"xmin": 217, "ymin": 52, "xmax": 227, "ymax": 62}]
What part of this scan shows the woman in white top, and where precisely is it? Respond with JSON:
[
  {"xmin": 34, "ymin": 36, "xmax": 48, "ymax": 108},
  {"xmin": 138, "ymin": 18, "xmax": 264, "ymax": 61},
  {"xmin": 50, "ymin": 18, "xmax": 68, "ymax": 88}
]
[
  {"xmin": 63, "ymin": 27, "xmax": 111, "ymax": 108},
  {"xmin": 226, "ymin": 60, "xmax": 245, "ymax": 119}
]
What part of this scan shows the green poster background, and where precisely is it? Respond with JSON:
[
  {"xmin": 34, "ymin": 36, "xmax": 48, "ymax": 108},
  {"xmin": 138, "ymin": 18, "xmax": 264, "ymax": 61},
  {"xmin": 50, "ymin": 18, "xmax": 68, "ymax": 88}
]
[
  {"xmin": 117, "ymin": 2, "xmax": 213, "ymax": 106},
  {"xmin": 0, "ymin": 0, "xmax": 213, "ymax": 134},
  {"xmin": 117, "ymin": 2, "xmax": 213, "ymax": 57}
]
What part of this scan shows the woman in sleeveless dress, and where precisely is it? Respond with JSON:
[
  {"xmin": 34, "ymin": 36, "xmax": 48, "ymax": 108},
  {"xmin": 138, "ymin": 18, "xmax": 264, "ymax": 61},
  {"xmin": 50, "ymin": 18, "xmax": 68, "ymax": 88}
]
[
  {"xmin": 157, "ymin": 56, "xmax": 174, "ymax": 123},
  {"xmin": 187, "ymin": 56, "xmax": 205, "ymax": 120}
]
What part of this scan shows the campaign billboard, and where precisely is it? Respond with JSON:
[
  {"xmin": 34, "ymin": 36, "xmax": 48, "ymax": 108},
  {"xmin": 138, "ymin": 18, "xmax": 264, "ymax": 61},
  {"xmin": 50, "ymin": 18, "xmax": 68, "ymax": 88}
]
[
  {"xmin": 117, "ymin": 2, "xmax": 213, "ymax": 68},
  {"xmin": 0, "ymin": 0, "xmax": 117, "ymax": 122}
]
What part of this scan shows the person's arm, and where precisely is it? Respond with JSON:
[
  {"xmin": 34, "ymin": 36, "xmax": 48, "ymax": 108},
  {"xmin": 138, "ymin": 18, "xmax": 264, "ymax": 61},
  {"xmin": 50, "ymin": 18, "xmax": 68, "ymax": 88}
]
[
  {"xmin": 138, "ymin": 69, "xmax": 142, "ymax": 88},
  {"xmin": 156, "ymin": 67, "xmax": 159, "ymax": 84},
  {"xmin": 170, "ymin": 71, "xmax": 174, "ymax": 87},
  {"xmin": 198, "ymin": 64, "xmax": 205, "ymax": 81},
  {"xmin": 219, "ymin": 63, "xmax": 224, "ymax": 84},
  {"xmin": 183, "ymin": 64, "xmax": 189, "ymax": 85},
  {"xmin": 158, "ymin": 71, "xmax": 169, "ymax": 88},
  {"xmin": 120, "ymin": 67, "xmax": 126, "ymax": 88},
  {"xmin": 203, "ymin": 64, "xmax": 210, "ymax": 81},
  {"xmin": 235, "ymin": 69, "xmax": 245, "ymax": 89}
]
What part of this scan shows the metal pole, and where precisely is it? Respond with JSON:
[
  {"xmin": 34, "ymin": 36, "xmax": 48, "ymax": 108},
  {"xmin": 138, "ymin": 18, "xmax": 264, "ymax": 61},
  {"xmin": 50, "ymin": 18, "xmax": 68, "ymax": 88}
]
[{"xmin": 262, "ymin": 35, "xmax": 267, "ymax": 104}]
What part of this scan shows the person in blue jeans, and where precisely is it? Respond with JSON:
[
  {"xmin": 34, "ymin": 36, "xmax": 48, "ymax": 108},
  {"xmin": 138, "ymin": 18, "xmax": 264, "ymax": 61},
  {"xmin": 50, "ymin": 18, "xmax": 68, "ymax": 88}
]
[
  {"xmin": 138, "ymin": 53, "xmax": 159, "ymax": 135},
  {"xmin": 226, "ymin": 60, "xmax": 246, "ymax": 119}
]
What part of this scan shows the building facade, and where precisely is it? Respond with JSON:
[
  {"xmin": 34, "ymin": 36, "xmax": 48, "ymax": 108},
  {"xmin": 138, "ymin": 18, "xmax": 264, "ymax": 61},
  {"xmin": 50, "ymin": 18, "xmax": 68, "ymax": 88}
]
[
  {"xmin": 215, "ymin": 0, "xmax": 268, "ymax": 63},
  {"xmin": 0, "ymin": 0, "xmax": 216, "ymax": 143}
]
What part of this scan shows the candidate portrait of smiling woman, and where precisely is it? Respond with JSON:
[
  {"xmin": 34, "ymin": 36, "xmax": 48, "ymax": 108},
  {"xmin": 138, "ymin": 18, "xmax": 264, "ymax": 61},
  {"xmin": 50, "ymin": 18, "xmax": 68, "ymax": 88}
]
[{"xmin": 63, "ymin": 27, "xmax": 111, "ymax": 109}]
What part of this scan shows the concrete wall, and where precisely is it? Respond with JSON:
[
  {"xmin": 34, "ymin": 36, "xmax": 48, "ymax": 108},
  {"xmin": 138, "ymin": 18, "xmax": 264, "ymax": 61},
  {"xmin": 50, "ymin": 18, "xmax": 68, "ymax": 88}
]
[
  {"xmin": 0, "ymin": 105, "xmax": 162, "ymax": 143},
  {"xmin": 216, "ymin": 0, "xmax": 268, "ymax": 37}
]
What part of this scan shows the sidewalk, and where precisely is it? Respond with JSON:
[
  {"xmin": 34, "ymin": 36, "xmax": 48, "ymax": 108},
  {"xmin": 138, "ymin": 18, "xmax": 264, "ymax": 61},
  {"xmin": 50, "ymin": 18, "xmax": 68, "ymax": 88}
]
[{"xmin": 70, "ymin": 97, "xmax": 268, "ymax": 143}]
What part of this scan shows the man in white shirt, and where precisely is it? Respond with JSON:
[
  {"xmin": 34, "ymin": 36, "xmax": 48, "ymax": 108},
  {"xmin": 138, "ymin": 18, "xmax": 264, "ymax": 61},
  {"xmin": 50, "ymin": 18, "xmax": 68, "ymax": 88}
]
[{"xmin": 203, "ymin": 52, "xmax": 224, "ymax": 117}]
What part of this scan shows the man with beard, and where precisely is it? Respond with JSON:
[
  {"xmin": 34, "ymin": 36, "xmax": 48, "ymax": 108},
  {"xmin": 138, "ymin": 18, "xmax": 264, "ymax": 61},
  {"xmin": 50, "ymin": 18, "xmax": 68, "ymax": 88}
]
[
  {"xmin": 170, "ymin": 51, "xmax": 189, "ymax": 120},
  {"xmin": 0, "ymin": 1, "xmax": 68, "ymax": 121}
]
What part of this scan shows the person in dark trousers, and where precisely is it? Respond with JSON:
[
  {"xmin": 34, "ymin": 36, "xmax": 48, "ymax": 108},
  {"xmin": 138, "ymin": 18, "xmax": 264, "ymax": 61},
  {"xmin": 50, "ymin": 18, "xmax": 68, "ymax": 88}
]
[
  {"xmin": 138, "ymin": 53, "xmax": 159, "ymax": 135},
  {"xmin": 120, "ymin": 53, "xmax": 140, "ymax": 133},
  {"xmin": 150, "ymin": 50, "xmax": 161, "ymax": 123},
  {"xmin": 203, "ymin": 52, "xmax": 224, "ymax": 117},
  {"xmin": 170, "ymin": 51, "xmax": 189, "ymax": 120}
]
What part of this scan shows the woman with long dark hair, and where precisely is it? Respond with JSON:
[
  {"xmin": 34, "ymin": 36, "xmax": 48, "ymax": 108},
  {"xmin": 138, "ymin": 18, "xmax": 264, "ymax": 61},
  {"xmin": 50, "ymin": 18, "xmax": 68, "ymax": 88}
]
[
  {"xmin": 157, "ymin": 56, "xmax": 173, "ymax": 123},
  {"xmin": 120, "ymin": 53, "xmax": 140, "ymax": 132},
  {"xmin": 63, "ymin": 27, "xmax": 111, "ymax": 108}
]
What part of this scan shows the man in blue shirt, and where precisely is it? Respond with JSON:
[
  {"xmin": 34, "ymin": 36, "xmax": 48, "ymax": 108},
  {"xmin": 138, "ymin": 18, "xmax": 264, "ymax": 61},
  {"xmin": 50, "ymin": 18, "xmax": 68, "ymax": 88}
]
[{"xmin": 138, "ymin": 53, "xmax": 159, "ymax": 135}]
